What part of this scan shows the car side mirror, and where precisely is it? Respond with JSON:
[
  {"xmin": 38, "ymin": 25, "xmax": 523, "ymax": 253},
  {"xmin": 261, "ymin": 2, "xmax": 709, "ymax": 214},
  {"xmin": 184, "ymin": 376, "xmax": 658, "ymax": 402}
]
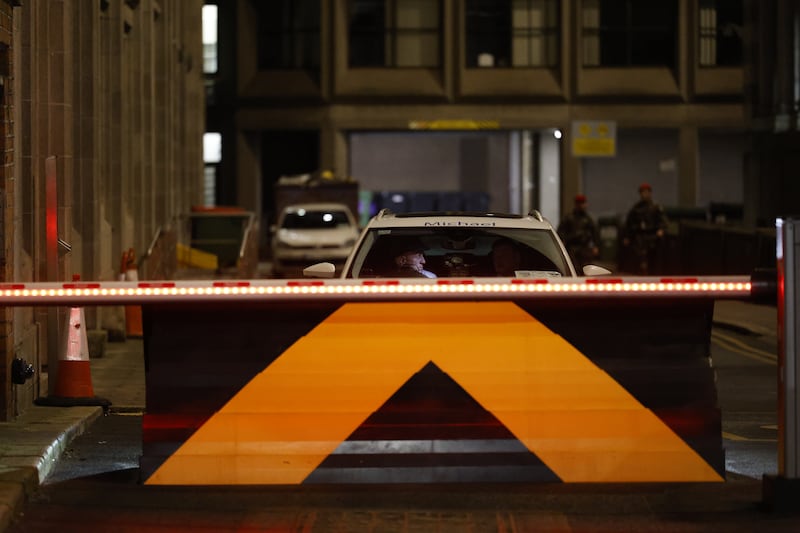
[
  {"xmin": 303, "ymin": 262, "xmax": 336, "ymax": 278},
  {"xmin": 582, "ymin": 264, "xmax": 613, "ymax": 276}
]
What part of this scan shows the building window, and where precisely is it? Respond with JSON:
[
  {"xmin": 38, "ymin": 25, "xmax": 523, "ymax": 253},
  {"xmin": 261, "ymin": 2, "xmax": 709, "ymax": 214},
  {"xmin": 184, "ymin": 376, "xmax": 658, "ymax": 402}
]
[
  {"xmin": 582, "ymin": 0, "xmax": 677, "ymax": 68},
  {"xmin": 698, "ymin": 0, "xmax": 743, "ymax": 67},
  {"xmin": 349, "ymin": 0, "xmax": 441, "ymax": 67},
  {"xmin": 255, "ymin": 0, "xmax": 320, "ymax": 70},
  {"xmin": 465, "ymin": 0, "xmax": 559, "ymax": 68},
  {"xmin": 203, "ymin": 133, "xmax": 222, "ymax": 207},
  {"xmin": 202, "ymin": 4, "xmax": 218, "ymax": 74}
]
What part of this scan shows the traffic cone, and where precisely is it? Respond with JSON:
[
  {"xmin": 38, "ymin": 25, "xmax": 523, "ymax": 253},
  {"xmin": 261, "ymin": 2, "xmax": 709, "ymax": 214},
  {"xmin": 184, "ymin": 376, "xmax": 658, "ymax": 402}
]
[
  {"xmin": 122, "ymin": 248, "xmax": 143, "ymax": 338},
  {"xmin": 36, "ymin": 275, "xmax": 111, "ymax": 409}
]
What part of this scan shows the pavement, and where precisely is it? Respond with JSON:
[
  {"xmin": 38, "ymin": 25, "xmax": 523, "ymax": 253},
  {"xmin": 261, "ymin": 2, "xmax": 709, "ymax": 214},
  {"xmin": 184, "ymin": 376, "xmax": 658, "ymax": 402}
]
[{"xmin": 1, "ymin": 299, "xmax": 797, "ymax": 532}]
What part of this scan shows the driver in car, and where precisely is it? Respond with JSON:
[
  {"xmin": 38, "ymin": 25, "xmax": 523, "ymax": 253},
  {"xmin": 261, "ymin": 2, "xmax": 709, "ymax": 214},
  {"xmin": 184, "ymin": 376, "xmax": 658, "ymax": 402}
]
[
  {"xmin": 393, "ymin": 238, "xmax": 437, "ymax": 278},
  {"xmin": 491, "ymin": 238, "xmax": 522, "ymax": 277}
]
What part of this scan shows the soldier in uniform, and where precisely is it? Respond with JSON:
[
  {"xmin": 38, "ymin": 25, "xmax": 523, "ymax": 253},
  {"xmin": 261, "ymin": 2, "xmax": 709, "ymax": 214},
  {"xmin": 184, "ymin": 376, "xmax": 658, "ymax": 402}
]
[
  {"xmin": 622, "ymin": 183, "xmax": 668, "ymax": 274},
  {"xmin": 557, "ymin": 194, "xmax": 600, "ymax": 270}
]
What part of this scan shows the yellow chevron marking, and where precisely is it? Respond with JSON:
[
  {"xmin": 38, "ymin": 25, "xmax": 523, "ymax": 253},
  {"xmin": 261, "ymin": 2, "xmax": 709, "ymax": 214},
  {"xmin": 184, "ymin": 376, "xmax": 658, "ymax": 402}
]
[{"xmin": 146, "ymin": 302, "xmax": 722, "ymax": 485}]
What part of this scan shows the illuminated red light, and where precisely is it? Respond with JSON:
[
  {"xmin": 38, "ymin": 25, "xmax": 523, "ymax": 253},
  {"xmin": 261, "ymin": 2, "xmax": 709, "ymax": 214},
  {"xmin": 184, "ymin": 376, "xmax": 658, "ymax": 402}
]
[
  {"xmin": 0, "ymin": 276, "xmax": 754, "ymax": 305},
  {"xmin": 62, "ymin": 282, "xmax": 101, "ymax": 289},
  {"xmin": 660, "ymin": 277, "xmax": 699, "ymax": 284},
  {"xmin": 139, "ymin": 282, "xmax": 176, "ymax": 288},
  {"xmin": 585, "ymin": 278, "xmax": 624, "ymax": 285},
  {"xmin": 286, "ymin": 281, "xmax": 324, "ymax": 287}
]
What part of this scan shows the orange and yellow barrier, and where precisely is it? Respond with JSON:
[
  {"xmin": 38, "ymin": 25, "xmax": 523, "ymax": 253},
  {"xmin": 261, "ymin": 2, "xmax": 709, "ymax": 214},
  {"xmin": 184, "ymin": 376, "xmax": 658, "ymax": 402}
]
[{"xmin": 140, "ymin": 293, "xmax": 727, "ymax": 485}]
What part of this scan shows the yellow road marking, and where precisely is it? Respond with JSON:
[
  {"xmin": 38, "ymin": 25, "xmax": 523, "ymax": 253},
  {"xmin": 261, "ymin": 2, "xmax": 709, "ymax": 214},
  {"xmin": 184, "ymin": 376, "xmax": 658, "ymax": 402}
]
[
  {"xmin": 711, "ymin": 330, "xmax": 776, "ymax": 365},
  {"xmin": 147, "ymin": 302, "xmax": 722, "ymax": 485},
  {"xmin": 723, "ymin": 431, "xmax": 777, "ymax": 443}
]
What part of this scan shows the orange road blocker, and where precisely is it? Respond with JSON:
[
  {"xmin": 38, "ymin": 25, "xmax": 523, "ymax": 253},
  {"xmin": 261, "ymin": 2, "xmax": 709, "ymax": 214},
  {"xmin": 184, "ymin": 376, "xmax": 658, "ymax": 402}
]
[
  {"xmin": 0, "ymin": 276, "xmax": 753, "ymax": 485},
  {"xmin": 129, "ymin": 276, "xmax": 749, "ymax": 486}
]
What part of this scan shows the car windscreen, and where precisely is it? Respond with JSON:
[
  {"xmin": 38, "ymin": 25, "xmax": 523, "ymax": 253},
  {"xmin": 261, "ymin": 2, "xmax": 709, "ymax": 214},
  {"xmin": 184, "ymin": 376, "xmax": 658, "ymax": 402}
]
[
  {"xmin": 281, "ymin": 210, "xmax": 350, "ymax": 230},
  {"xmin": 345, "ymin": 227, "xmax": 572, "ymax": 278}
]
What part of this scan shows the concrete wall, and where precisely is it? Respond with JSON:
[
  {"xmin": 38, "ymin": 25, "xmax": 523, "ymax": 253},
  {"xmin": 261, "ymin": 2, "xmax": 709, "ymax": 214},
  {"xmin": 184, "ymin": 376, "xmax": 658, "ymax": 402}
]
[
  {"xmin": 349, "ymin": 131, "xmax": 511, "ymax": 212},
  {"xmin": 582, "ymin": 130, "xmax": 681, "ymax": 220},
  {"xmin": 698, "ymin": 131, "xmax": 746, "ymax": 207},
  {"xmin": 0, "ymin": 0, "xmax": 205, "ymax": 420},
  {"xmin": 348, "ymin": 126, "xmax": 747, "ymax": 228}
]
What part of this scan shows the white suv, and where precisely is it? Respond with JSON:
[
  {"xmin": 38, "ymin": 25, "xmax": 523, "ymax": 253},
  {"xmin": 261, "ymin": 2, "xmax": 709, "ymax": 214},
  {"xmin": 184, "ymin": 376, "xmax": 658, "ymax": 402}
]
[
  {"xmin": 304, "ymin": 209, "xmax": 610, "ymax": 279},
  {"xmin": 271, "ymin": 202, "xmax": 360, "ymax": 278}
]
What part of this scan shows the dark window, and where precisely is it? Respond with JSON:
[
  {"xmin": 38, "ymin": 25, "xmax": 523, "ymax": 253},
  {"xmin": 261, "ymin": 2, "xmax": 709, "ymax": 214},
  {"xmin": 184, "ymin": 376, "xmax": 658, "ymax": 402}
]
[
  {"xmin": 699, "ymin": 0, "xmax": 743, "ymax": 66},
  {"xmin": 465, "ymin": 0, "xmax": 560, "ymax": 68},
  {"xmin": 255, "ymin": 0, "xmax": 320, "ymax": 70},
  {"xmin": 583, "ymin": 0, "xmax": 677, "ymax": 68},
  {"xmin": 349, "ymin": 0, "xmax": 441, "ymax": 67}
]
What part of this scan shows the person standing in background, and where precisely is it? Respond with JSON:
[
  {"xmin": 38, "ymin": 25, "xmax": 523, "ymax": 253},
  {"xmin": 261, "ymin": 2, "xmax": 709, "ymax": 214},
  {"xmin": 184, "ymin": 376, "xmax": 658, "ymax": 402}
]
[
  {"xmin": 558, "ymin": 194, "xmax": 600, "ymax": 270},
  {"xmin": 622, "ymin": 183, "xmax": 668, "ymax": 274}
]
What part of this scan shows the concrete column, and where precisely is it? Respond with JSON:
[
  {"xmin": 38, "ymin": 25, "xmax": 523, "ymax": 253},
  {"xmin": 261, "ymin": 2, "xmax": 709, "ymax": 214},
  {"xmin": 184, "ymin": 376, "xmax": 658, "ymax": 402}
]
[
  {"xmin": 139, "ymin": 1, "xmax": 156, "ymax": 250},
  {"xmin": 76, "ymin": 1, "xmax": 99, "ymax": 280},
  {"xmin": 236, "ymin": 131, "xmax": 261, "ymax": 214},
  {"xmin": 678, "ymin": 126, "xmax": 699, "ymax": 206},
  {"xmin": 560, "ymin": 132, "xmax": 580, "ymax": 222},
  {"xmin": 153, "ymin": 1, "xmax": 169, "ymax": 226},
  {"xmin": 323, "ymin": 124, "xmax": 348, "ymax": 179},
  {"xmin": 538, "ymin": 132, "xmax": 562, "ymax": 224}
]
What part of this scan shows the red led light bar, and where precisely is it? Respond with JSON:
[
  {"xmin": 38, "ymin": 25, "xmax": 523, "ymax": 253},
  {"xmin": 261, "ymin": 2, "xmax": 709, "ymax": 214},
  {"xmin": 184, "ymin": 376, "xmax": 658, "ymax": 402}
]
[
  {"xmin": 212, "ymin": 281, "xmax": 251, "ymax": 288},
  {"xmin": 0, "ymin": 276, "xmax": 753, "ymax": 306},
  {"xmin": 139, "ymin": 282, "xmax": 176, "ymax": 289}
]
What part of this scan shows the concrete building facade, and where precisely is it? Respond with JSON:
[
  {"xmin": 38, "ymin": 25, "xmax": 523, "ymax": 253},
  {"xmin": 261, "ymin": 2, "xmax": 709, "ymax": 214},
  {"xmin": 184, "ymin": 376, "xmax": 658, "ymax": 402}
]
[
  {"xmin": 1, "ymin": 0, "xmax": 205, "ymax": 421},
  {"xmin": 207, "ymin": 0, "xmax": 750, "ymax": 253},
  {"xmin": 745, "ymin": 0, "xmax": 800, "ymax": 226}
]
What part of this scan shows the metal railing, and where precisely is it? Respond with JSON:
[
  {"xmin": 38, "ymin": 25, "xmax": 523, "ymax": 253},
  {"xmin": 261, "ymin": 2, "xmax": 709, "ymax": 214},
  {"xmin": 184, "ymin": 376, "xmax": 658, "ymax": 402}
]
[{"xmin": 140, "ymin": 222, "xmax": 178, "ymax": 280}]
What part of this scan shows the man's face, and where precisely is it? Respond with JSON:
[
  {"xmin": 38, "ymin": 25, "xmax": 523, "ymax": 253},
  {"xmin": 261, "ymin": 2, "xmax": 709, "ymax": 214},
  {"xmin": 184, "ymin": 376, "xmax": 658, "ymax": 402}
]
[
  {"xmin": 400, "ymin": 251, "xmax": 425, "ymax": 272},
  {"xmin": 493, "ymin": 244, "xmax": 520, "ymax": 276},
  {"xmin": 640, "ymin": 188, "xmax": 652, "ymax": 201}
]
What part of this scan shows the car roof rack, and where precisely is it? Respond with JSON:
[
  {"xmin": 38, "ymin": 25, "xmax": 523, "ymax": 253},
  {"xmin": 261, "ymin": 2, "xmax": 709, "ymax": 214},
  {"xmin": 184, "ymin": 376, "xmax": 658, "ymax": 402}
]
[{"xmin": 527, "ymin": 209, "xmax": 544, "ymax": 222}]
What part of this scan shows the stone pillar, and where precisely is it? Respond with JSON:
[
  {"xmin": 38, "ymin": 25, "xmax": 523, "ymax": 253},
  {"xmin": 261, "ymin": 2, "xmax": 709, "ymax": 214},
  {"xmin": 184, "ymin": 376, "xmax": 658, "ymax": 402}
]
[
  {"xmin": 678, "ymin": 126, "xmax": 699, "ymax": 206},
  {"xmin": 560, "ymin": 132, "xmax": 581, "ymax": 222}
]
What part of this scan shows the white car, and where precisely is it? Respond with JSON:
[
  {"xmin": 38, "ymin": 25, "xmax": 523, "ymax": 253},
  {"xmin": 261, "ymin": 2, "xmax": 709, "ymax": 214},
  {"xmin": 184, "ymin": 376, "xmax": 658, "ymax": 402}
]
[
  {"xmin": 271, "ymin": 202, "xmax": 360, "ymax": 278},
  {"xmin": 304, "ymin": 209, "xmax": 611, "ymax": 279}
]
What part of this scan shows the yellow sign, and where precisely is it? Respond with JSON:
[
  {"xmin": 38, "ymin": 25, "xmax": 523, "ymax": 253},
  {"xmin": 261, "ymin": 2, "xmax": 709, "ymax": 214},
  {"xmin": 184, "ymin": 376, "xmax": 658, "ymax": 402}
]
[
  {"xmin": 572, "ymin": 120, "xmax": 617, "ymax": 157},
  {"xmin": 146, "ymin": 301, "xmax": 721, "ymax": 485},
  {"xmin": 409, "ymin": 120, "xmax": 500, "ymax": 130}
]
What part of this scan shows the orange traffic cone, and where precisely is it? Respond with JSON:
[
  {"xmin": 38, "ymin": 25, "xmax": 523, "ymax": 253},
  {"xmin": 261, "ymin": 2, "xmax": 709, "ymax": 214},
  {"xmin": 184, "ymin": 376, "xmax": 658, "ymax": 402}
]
[
  {"xmin": 122, "ymin": 248, "xmax": 143, "ymax": 338},
  {"xmin": 36, "ymin": 275, "xmax": 111, "ymax": 409}
]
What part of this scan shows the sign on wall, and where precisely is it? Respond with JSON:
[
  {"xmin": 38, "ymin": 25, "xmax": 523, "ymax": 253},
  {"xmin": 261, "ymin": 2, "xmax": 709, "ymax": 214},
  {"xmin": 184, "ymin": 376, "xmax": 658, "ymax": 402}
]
[
  {"xmin": 409, "ymin": 120, "xmax": 500, "ymax": 130},
  {"xmin": 571, "ymin": 120, "xmax": 617, "ymax": 157}
]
